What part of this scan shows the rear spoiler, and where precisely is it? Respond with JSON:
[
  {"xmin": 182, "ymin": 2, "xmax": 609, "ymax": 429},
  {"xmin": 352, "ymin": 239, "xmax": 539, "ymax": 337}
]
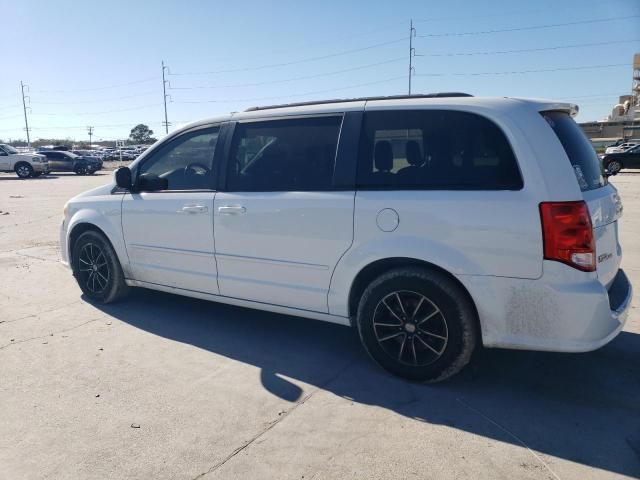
[
  {"xmin": 537, "ymin": 102, "xmax": 579, "ymax": 117},
  {"xmin": 512, "ymin": 98, "xmax": 579, "ymax": 117}
]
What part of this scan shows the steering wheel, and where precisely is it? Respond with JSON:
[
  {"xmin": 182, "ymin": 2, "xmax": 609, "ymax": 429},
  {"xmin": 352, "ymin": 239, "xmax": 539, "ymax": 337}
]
[{"xmin": 184, "ymin": 162, "xmax": 210, "ymax": 178}]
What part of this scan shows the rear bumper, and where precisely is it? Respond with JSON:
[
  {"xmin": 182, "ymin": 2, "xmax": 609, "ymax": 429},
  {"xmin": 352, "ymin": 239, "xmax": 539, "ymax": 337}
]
[{"xmin": 458, "ymin": 263, "xmax": 633, "ymax": 352}]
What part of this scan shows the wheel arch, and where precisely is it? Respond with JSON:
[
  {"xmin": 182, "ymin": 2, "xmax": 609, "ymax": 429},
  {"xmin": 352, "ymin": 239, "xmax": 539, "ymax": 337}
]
[
  {"xmin": 68, "ymin": 223, "xmax": 111, "ymax": 271},
  {"xmin": 347, "ymin": 257, "xmax": 480, "ymax": 334}
]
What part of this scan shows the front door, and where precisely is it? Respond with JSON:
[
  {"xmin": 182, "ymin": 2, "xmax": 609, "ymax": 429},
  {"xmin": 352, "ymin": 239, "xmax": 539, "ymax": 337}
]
[
  {"xmin": 0, "ymin": 148, "xmax": 9, "ymax": 170},
  {"xmin": 122, "ymin": 126, "xmax": 220, "ymax": 294},
  {"xmin": 214, "ymin": 115, "xmax": 355, "ymax": 313}
]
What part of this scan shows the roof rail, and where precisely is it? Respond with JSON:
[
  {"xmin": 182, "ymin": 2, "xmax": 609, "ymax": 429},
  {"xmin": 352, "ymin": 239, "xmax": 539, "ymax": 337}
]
[{"xmin": 244, "ymin": 92, "xmax": 473, "ymax": 112}]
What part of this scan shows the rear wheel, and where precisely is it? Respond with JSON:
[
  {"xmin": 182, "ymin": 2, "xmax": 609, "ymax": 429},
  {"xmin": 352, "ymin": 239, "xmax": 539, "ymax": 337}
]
[
  {"xmin": 356, "ymin": 267, "xmax": 478, "ymax": 382},
  {"xmin": 15, "ymin": 163, "xmax": 33, "ymax": 178},
  {"xmin": 75, "ymin": 165, "xmax": 88, "ymax": 175},
  {"xmin": 72, "ymin": 230, "xmax": 129, "ymax": 303}
]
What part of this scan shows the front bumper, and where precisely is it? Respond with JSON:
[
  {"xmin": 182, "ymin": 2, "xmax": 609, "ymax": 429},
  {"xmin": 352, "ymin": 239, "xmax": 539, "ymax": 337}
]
[{"xmin": 59, "ymin": 219, "xmax": 70, "ymax": 268}]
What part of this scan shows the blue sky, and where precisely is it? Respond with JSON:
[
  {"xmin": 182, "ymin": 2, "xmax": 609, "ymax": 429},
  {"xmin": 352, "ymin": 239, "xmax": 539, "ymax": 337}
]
[{"xmin": 1, "ymin": 0, "xmax": 639, "ymax": 142}]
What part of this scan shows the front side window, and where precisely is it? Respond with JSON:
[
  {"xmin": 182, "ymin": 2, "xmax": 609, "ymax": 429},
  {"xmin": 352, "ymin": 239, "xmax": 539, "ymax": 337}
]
[
  {"xmin": 226, "ymin": 116, "xmax": 342, "ymax": 191},
  {"xmin": 356, "ymin": 110, "xmax": 523, "ymax": 190},
  {"xmin": 137, "ymin": 127, "xmax": 219, "ymax": 190}
]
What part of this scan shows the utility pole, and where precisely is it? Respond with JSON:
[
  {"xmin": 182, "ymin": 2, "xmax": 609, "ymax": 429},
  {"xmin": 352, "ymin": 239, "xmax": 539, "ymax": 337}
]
[
  {"xmin": 87, "ymin": 126, "xmax": 94, "ymax": 149},
  {"xmin": 408, "ymin": 19, "xmax": 416, "ymax": 95},
  {"xmin": 20, "ymin": 81, "xmax": 31, "ymax": 147},
  {"xmin": 162, "ymin": 61, "xmax": 170, "ymax": 135}
]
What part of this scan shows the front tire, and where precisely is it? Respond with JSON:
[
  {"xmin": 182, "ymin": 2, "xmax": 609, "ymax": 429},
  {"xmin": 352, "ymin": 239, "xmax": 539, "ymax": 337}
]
[
  {"xmin": 15, "ymin": 163, "xmax": 33, "ymax": 178},
  {"xmin": 356, "ymin": 267, "xmax": 478, "ymax": 382},
  {"xmin": 607, "ymin": 159, "xmax": 623, "ymax": 174},
  {"xmin": 72, "ymin": 230, "xmax": 129, "ymax": 303}
]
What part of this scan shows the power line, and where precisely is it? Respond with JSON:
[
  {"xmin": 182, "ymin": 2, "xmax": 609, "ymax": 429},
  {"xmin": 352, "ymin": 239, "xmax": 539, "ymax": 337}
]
[
  {"xmin": 417, "ymin": 14, "xmax": 640, "ymax": 37},
  {"xmin": 415, "ymin": 63, "xmax": 629, "ymax": 77},
  {"xmin": 169, "ymin": 38, "xmax": 406, "ymax": 76},
  {"xmin": 31, "ymin": 104, "xmax": 159, "ymax": 117},
  {"xmin": 555, "ymin": 92, "xmax": 628, "ymax": 99},
  {"xmin": 169, "ymin": 57, "xmax": 406, "ymax": 90},
  {"xmin": 425, "ymin": 39, "xmax": 640, "ymax": 57},
  {"xmin": 31, "ymin": 77, "xmax": 157, "ymax": 94},
  {"xmin": 413, "ymin": 0, "xmax": 611, "ymax": 22},
  {"xmin": 172, "ymin": 75, "xmax": 406, "ymax": 105},
  {"xmin": 30, "ymin": 92, "xmax": 157, "ymax": 105}
]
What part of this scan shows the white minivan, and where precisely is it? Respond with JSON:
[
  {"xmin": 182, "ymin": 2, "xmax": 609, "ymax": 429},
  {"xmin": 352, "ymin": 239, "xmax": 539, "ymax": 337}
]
[{"xmin": 60, "ymin": 94, "xmax": 632, "ymax": 381}]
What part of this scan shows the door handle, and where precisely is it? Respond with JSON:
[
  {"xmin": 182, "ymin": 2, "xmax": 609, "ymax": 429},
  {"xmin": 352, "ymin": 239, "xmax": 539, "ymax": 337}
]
[
  {"xmin": 180, "ymin": 204, "xmax": 208, "ymax": 214},
  {"xmin": 218, "ymin": 205, "xmax": 246, "ymax": 215}
]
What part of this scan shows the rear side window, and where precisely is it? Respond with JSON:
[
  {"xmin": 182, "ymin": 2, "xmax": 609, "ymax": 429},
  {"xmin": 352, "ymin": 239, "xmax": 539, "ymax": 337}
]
[
  {"xmin": 356, "ymin": 110, "xmax": 522, "ymax": 190},
  {"xmin": 227, "ymin": 116, "xmax": 342, "ymax": 191},
  {"xmin": 542, "ymin": 111, "xmax": 604, "ymax": 191}
]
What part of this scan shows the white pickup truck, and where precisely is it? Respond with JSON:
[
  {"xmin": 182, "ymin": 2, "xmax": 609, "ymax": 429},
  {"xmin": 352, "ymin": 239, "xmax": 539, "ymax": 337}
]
[{"xmin": 0, "ymin": 144, "xmax": 49, "ymax": 178}]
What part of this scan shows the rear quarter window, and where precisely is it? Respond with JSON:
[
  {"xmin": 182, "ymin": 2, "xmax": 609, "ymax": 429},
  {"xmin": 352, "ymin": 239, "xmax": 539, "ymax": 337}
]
[
  {"xmin": 356, "ymin": 110, "xmax": 523, "ymax": 190},
  {"xmin": 541, "ymin": 111, "xmax": 605, "ymax": 191}
]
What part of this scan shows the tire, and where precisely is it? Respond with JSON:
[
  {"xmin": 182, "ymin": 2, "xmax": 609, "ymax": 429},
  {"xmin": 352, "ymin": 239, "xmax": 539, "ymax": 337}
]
[
  {"xmin": 356, "ymin": 267, "xmax": 478, "ymax": 382},
  {"xmin": 75, "ymin": 167, "xmax": 87, "ymax": 175},
  {"xmin": 15, "ymin": 162, "xmax": 33, "ymax": 178},
  {"xmin": 71, "ymin": 230, "xmax": 129, "ymax": 303},
  {"xmin": 607, "ymin": 159, "xmax": 623, "ymax": 174}
]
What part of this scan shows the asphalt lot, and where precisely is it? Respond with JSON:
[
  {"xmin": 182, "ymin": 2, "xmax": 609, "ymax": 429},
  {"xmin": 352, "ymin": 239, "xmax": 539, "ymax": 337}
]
[{"xmin": 1, "ymin": 170, "xmax": 639, "ymax": 480}]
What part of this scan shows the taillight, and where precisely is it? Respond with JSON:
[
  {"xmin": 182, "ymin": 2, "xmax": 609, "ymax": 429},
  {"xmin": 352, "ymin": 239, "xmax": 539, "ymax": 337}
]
[{"xmin": 539, "ymin": 201, "xmax": 595, "ymax": 272}]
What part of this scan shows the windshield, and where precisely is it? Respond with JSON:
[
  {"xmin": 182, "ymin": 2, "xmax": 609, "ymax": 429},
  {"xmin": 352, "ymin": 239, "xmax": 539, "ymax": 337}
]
[{"xmin": 1, "ymin": 144, "xmax": 19, "ymax": 154}]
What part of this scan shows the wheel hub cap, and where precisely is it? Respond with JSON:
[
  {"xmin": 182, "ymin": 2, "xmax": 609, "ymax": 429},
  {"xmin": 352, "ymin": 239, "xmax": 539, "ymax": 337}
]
[{"xmin": 372, "ymin": 290, "xmax": 449, "ymax": 366}]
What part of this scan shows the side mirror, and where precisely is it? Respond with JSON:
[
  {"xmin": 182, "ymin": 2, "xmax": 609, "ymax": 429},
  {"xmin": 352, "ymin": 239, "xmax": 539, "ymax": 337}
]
[
  {"xmin": 115, "ymin": 167, "xmax": 132, "ymax": 189},
  {"xmin": 138, "ymin": 173, "xmax": 168, "ymax": 192}
]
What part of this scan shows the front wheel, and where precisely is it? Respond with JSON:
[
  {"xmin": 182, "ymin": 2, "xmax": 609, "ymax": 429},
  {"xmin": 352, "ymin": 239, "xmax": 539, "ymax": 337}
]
[
  {"xmin": 15, "ymin": 163, "xmax": 33, "ymax": 178},
  {"xmin": 356, "ymin": 267, "xmax": 478, "ymax": 382},
  {"xmin": 72, "ymin": 230, "xmax": 129, "ymax": 303},
  {"xmin": 607, "ymin": 159, "xmax": 623, "ymax": 174}
]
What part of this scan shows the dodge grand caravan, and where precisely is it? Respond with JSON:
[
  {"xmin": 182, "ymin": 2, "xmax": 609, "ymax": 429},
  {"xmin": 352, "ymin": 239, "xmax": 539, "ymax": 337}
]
[{"xmin": 60, "ymin": 94, "xmax": 632, "ymax": 382}]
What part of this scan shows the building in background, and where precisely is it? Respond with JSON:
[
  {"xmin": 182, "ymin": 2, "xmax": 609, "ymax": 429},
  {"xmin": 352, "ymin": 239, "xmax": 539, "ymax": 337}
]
[{"xmin": 579, "ymin": 52, "xmax": 640, "ymax": 144}]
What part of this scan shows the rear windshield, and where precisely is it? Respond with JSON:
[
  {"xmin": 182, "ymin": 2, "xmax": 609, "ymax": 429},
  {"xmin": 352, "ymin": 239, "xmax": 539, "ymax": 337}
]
[{"xmin": 542, "ymin": 111, "xmax": 604, "ymax": 191}]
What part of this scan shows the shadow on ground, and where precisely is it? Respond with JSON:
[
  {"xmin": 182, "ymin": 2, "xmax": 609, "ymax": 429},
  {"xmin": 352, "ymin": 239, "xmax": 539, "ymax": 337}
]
[{"xmin": 94, "ymin": 288, "xmax": 640, "ymax": 477}]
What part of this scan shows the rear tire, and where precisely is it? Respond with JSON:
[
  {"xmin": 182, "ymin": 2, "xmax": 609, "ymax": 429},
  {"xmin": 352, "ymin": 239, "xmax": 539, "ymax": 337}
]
[
  {"xmin": 72, "ymin": 230, "xmax": 129, "ymax": 303},
  {"xmin": 15, "ymin": 162, "xmax": 33, "ymax": 178},
  {"xmin": 356, "ymin": 267, "xmax": 478, "ymax": 382}
]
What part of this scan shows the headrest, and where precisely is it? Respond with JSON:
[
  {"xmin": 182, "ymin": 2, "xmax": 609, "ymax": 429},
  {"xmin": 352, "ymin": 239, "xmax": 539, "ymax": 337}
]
[
  {"xmin": 406, "ymin": 140, "xmax": 423, "ymax": 166},
  {"xmin": 374, "ymin": 141, "xmax": 393, "ymax": 172}
]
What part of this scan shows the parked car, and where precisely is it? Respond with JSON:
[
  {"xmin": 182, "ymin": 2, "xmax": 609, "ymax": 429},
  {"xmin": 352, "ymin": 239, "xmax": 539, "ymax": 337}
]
[
  {"xmin": 60, "ymin": 94, "xmax": 632, "ymax": 382},
  {"xmin": 604, "ymin": 141, "xmax": 639, "ymax": 155},
  {"xmin": 39, "ymin": 150, "xmax": 99, "ymax": 175},
  {"xmin": 0, "ymin": 143, "xmax": 49, "ymax": 178},
  {"xmin": 602, "ymin": 144, "xmax": 640, "ymax": 174},
  {"xmin": 72, "ymin": 150, "xmax": 104, "ymax": 170}
]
